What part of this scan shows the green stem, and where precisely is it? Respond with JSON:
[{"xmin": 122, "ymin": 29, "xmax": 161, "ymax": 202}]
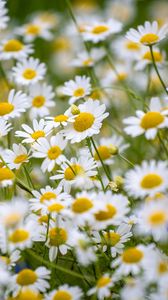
[
  {"xmin": 149, "ymin": 45, "xmax": 168, "ymax": 94},
  {"xmin": 15, "ymin": 178, "xmax": 33, "ymax": 195},
  {"xmin": 24, "ymin": 165, "xmax": 35, "ymax": 189},
  {"xmin": 27, "ymin": 249, "xmax": 94, "ymax": 281},
  {"xmin": 158, "ymin": 132, "xmax": 168, "ymax": 158},
  {"xmin": 119, "ymin": 154, "xmax": 134, "ymax": 168}
]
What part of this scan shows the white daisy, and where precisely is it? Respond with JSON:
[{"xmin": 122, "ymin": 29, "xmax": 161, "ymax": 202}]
[
  {"xmin": 126, "ymin": 21, "xmax": 168, "ymax": 46},
  {"xmin": 3, "ymin": 143, "xmax": 30, "ymax": 170},
  {"xmin": 28, "ymin": 82, "xmax": 55, "ymax": 118},
  {"xmin": 0, "ymin": 89, "xmax": 29, "ymax": 120},
  {"xmin": 12, "ymin": 266, "xmax": 50, "ymax": 296},
  {"xmin": 15, "ymin": 119, "xmax": 52, "ymax": 144},
  {"xmin": 93, "ymin": 191, "xmax": 130, "ymax": 229},
  {"xmin": 0, "ymin": 0, "xmax": 9, "ymax": 30},
  {"xmin": 71, "ymin": 47, "xmax": 106, "ymax": 68},
  {"xmin": 46, "ymin": 284, "xmax": 83, "ymax": 300},
  {"xmin": 31, "ymin": 11, "xmax": 59, "ymax": 29},
  {"xmin": 135, "ymin": 200, "xmax": 168, "ymax": 242},
  {"xmin": 51, "ymin": 148, "xmax": 97, "ymax": 192},
  {"xmin": 0, "ymin": 166, "xmax": 15, "ymax": 187},
  {"xmin": 82, "ymin": 19, "xmax": 122, "ymax": 43},
  {"xmin": 112, "ymin": 244, "xmax": 148, "ymax": 275},
  {"xmin": 29, "ymin": 185, "xmax": 71, "ymax": 215},
  {"xmin": 112, "ymin": 37, "xmax": 142, "ymax": 61},
  {"xmin": 125, "ymin": 160, "xmax": 168, "ymax": 198},
  {"xmin": 32, "ymin": 134, "xmax": 67, "ymax": 172},
  {"xmin": 101, "ymin": 223, "xmax": 132, "ymax": 257},
  {"xmin": 61, "ymin": 99, "xmax": 109, "ymax": 143},
  {"xmin": 87, "ymin": 273, "xmax": 114, "ymax": 300},
  {"xmin": 15, "ymin": 21, "xmax": 53, "ymax": 42},
  {"xmin": 12, "ymin": 57, "xmax": 46, "ymax": 86},
  {"xmin": 45, "ymin": 110, "xmax": 75, "ymax": 130},
  {"xmin": 0, "ymin": 118, "xmax": 12, "ymax": 137},
  {"xmin": 123, "ymin": 97, "xmax": 168, "ymax": 140},
  {"xmin": 62, "ymin": 75, "xmax": 91, "ymax": 104},
  {"xmin": 0, "ymin": 39, "xmax": 33, "ymax": 60},
  {"xmin": 135, "ymin": 47, "xmax": 166, "ymax": 70},
  {"xmin": 11, "ymin": 289, "xmax": 45, "ymax": 300},
  {"xmin": 121, "ymin": 278, "xmax": 145, "ymax": 300}
]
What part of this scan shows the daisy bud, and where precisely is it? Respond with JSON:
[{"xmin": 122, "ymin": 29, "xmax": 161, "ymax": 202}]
[
  {"xmin": 109, "ymin": 145, "xmax": 118, "ymax": 155},
  {"xmin": 108, "ymin": 181, "xmax": 118, "ymax": 192},
  {"xmin": 114, "ymin": 176, "xmax": 124, "ymax": 189},
  {"xmin": 71, "ymin": 104, "xmax": 80, "ymax": 115}
]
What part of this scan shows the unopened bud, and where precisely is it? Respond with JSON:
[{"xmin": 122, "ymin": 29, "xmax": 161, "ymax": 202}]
[
  {"xmin": 108, "ymin": 181, "xmax": 118, "ymax": 192},
  {"xmin": 114, "ymin": 176, "xmax": 124, "ymax": 189},
  {"xmin": 109, "ymin": 145, "xmax": 118, "ymax": 155},
  {"xmin": 71, "ymin": 104, "xmax": 80, "ymax": 115}
]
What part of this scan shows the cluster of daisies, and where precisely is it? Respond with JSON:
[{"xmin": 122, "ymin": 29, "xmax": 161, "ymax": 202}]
[{"xmin": 0, "ymin": 0, "xmax": 168, "ymax": 299}]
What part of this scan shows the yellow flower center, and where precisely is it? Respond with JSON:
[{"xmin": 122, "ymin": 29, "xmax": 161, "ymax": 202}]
[
  {"xmin": 64, "ymin": 164, "xmax": 84, "ymax": 181},
  {"xmin": 40, "ymin": 192, "xmax": 57, "ymax": 203},
  {"xmin": 23, "ymin": 68, "xmax": 37, "ymax": 80},
  {"xmin": 125, "ymin": 41, "xmax": 140, "ymax": 50},
  {"xmin": 17, "ymin": 269, "xmax": 37, "ymax": 286},
  {"xmin": 122, "ymin": 247, "xmax": 144, "ymax": 263},
  {"xmin": 4, "ymin": 213, "xmax": 21, "ymax": 228},
  {"xmin": 143, "ymin": 50, "xmax": 163, "ymax": 62},
  {"xmin": 48, "ymin": 203, "xmax": 64, "ymax": 213},
  {"xmin": 94, "ymin": 145, "xmax": 111, "ymax": 161},
  {"xmin": 117, "ymin": 72, "xmax": 127, "ymax": 81},
  {"xmin": 140, "ymin": 33, "xmax": 159, "ymax": 45},
  {"xmin": 140, "ymin": 173, "xmax": 163, "ymax": 189},
  {"xmin": 54, "ymin": 115, "xmax": 68, "ymax": 123},
  {"xmin": 38, "ymin": 215, "xmax": 49, "ymax": 224},
  {"xmin": 15, "ymin": 289, "xmax": 43, "ymax": 300},
  {"xmin": 47, "ymin": 146, "xmax": 62, "ymax": 160},
  {"xmin": 73, "ymin": 112, "xmax": 95, "ymax": 132},
  {"xmin": 32, "ymin": 96, "xmax": 45, "ymax": 108},
  {"xmin": 158, "ymin": 262, "xmax": 168, "ymax": 274},
  {"xmin": 72, "ymin": 197, "xmax": 93, "ymax": 213},
  {"xmin": 149, "ymin": 211, "xmax": 166, "ymax": 225},
  {"xmin": 103, "ymin": 232, "xmax": 120, "ymax": 246},
  {"xmin": 26, "ymin": 24, "xmax": 40, "ymax": 35},
  {"xmin": 31, "ymin": 130, "xmax": 45, "ymax": 140},
  {"xmin": 0, "ymin": 102, "xmax": 14, "ymax": 116},
  {"xmin": 9, "ymin": 229, "xmax": 29, "ymax": 243},
  {"xmin": 53, "ymin": 291, "xmax": 72, "ymax": 300},
  {"xmin": 0, "ymin": 167, "xmax": 15, "ymax": 181},
  {"xmin": 0, "ymin": 256, "xmax": 10, "ymax": 265},
  {"xmin": 3, "ymin": 39, "xmax": 23, "ymax": 52},
  {"xmin": 14, "ymin": 154, "xmax": 28, "ymax": 164},
  {"xmin": 49, "ymin": 227, "xmax": 67, "ymax": 246},
  {"xmin": 95, "ymin": 204, "xmax": 117, "ymax": 221},
  {"xmin": 92, "ymin": 25, "xmax": 109, "ymax": 34},
  {"xmin": 73, "ymin": 87, "xmax": 85, "ymax": 98},
  {"xmin": 97, "ymin": 276, "xmax": 111, "ymax": 288},
  {"xmin": 140, "ymin": 111, "xmax": 164, "ymax": 129}
]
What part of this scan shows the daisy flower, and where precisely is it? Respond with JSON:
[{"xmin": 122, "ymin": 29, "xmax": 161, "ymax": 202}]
[
  {"xmin": 37, "ymin": 219, "xmax": 72, "ymax": 261},
  {"xmin": 0, "ymin": 89, "xmax": 29, "ymax": 120},
  {"xmin": 135, "ymin": 47, "xmax": 166, "ymax": 70},
  {"xmin": 62, "ymin": 75, "xmax": 91, "ymax": 104},
  {"xmin": 93, "ymin": 136, "xmax": 129, "ymax": 165},
  {"xmin": 31, "ymin": 11, "xmax": 59, "ymax": 29},
  {"xmin": 87, "ymin": 273, "xmax": 114, "ymax": 300},
  {"xmin": 0, "ymin": 166, "xmax": 15, "ymax": 187},
  {"xmin": 125, "ymin": 160, "xmax": 168, "ymax": 198},
  {"xmin": 82, "ymin": 19, "xmax": 122, "ymax": 43},
  {"xmin": 29, "ymin": 185, "xmax": 71, "ymax": 215},
  {"xmin": 0, "ymin": 118, "xmax": 12, "ymax": 137},
  {"xmin": 15, "ymin": 21, "xmax": 53, "ymax": 42},
  {"xmin": 0, "ymin": 39, "xmax": 33, "ymax": 60},
  {"xmin": 45, "ymin": 110, "xmax": 75, "ymax": 130},
  {"xmin": 12, "ymin": 57, "xmax": 46, "ymax": 86},
  {"xmin": 28, "ymin": 82, "xmax": 55, "ymax": 118},
  {"xmin": 71, "ymin": 47, "xmax": 106, "ymax": 68},
  {"xmin": 11, "ymin": 288, "xmax": 45, "ymax": 300},
  {"xmin": 121, "ymin": 278, "xmax": 145, "ymax": 300},
  {"xmin": 101, "ymin": 223, "xmax": 132, "ymax": 257},
  {"xmin": 0, "ymin": 197, "xmax": 28, "ymax": 229},
  {"xmin": 136, "ymin": 200, "xmax": 168, "ymax": 242},
  {"xmin": 123, "ymin": 97, "xmax": 168, "ymax": 140},
  {"xmin": 69, "ymin": 230, "xmax": 96, "ymax": 266},
  {"xmin": 3, "ymin": 144, "xmax": 30, "ymax": 170},
  {"xmin": 61, "ymin": 99, "xmax": 109, "ymax": 143},
  {"xmin": 51, "ymin": 148, "xmax": 97, "ymax": 192},
  {"xmin": 112, "ymin": 37, "xmax": 142, "ymax": 61},
  {"xmin": 112, "ymin": 244, "xmax": 148, "ymax": 275},
  {"xmin": 32, "ymin": 134, "xmax": 67, "ymax": 173},
  {"xmin": 0, "ymin": 0, "xmax": 9, "ymax": 30},
  {"xmin": 15, "ymin": 119, "xmax": 52, "ymax": 144},
  {"xmin": 12, "ymin": 266, "xmax": 50, "ymax": 296},
  {"xmin": 46, "ymin": 284, "xmax": 83, "ymax": 300},
  {"xmin": 126, "ymin": 21, "xmax": 168, "ymax": 46},
  {"xmin": 93, "ymin": 191, "xmax": 130, "ymax": 229}
]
